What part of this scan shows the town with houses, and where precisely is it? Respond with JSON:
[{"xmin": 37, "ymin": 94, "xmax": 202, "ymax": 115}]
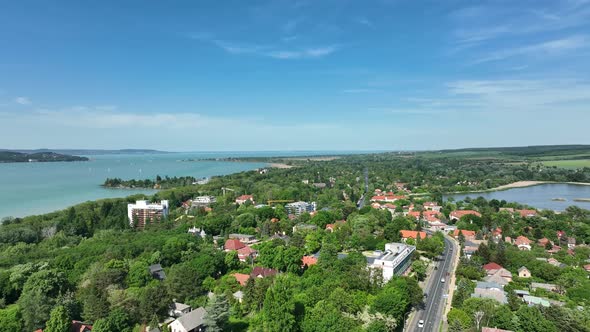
[{"xmin": 109, "ymin": 180, "xmax": 590, "ymax": 332}]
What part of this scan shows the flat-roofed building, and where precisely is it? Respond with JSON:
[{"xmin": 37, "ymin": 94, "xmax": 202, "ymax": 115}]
[
  {"xmin": 191, "ymin": 196, "xmax": 216, "ymax": 207},
  {"xmin": 127, "ymin": 200, "xmax": 169, "ymax": 228},
  {"xmin": 285, "ymin": 201, "xmax": 317, "ymax": 216},
  {"xmin": 368, "ymin": 243, "xmax": 416, "ymax": 282}
]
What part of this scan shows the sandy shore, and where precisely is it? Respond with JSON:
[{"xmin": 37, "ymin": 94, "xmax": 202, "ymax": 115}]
[
  {"xmin": 269, "ymin": 163, "xmax": 294, "ymax": 169},
  {"xmin": 491, "ymin": 181, "xmax": 547, "ymax": 190},
  {"xmin": 491, "ymin": 180, "xmax": 590, "ymax": 191}
]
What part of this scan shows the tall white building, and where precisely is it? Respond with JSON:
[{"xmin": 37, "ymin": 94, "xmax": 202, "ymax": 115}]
[{"xmin": 127, "ymin": 200, "xmax": 169, "ymax": 228}]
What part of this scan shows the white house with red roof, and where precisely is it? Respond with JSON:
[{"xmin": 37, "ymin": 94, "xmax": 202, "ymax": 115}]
[
  {"xmin": 514, "ymin": 236, "xmax": 532, "ymax": 251},
  {"xmin": 449, "ymin": 210, "xmax": 482, "ymax": 221},
  {"xmin": 370, "ymin": 194, "xmax": 406, "ymax": 202},
  {"xmin": 235, "ymin": 194, "xmax": 254, "ymax": 205},
  {"xmin": 483, "ymin": 262, "xmax": 513, "ymax": 284},
  {"xmin": 224, "ymin": 239, "xmax": 258, "ymax": 261},
  {"xmin": 453, "ymin": 229, "xmax": 476, "ymax": 241},
  {"xmin": 399, "ymin": 230, "xmax": 427, "ymax": 241},
  {"xmin": 518, "ymin": 209, "xmax": 538, "ymax": 218}
]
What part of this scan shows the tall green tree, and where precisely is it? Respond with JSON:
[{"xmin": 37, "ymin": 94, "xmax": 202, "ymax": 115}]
[
  {"xmin": 45, "ymin": 305, "xmax": 71, "ymax": 332},
  {"xmin": 203, "ymin": 293, "xmax": 230, "ymax": 332},
  {"xmin": 17, "ymin": 269, "xmax": 68, "ymax": 331},
  {"xmin": 263, "ymin": 275, "xmax": 297, "ymax": 331}
]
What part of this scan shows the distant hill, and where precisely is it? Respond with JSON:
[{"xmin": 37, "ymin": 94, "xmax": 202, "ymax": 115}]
[
  {"xmin": 1, "ymin": 149, "xmax": 172, "ymax": 155},
  {"xmin": 0, "ymin": 151, "xmax": 89, "ymax": 163},
  {"xmin": 437, "ymin": 145, "xmax": 590, "ymax": 157}
]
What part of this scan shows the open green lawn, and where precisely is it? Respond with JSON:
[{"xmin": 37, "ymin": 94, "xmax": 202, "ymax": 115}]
[{"xmin": 542, "ymin": 159, "xmax": 590, "ymax": 169}]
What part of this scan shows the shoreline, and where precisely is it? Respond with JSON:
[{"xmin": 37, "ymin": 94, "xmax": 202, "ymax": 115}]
[
  {"xmin": 269, "ymin": 163, "xmax": 294, "ymax": 169},
  {"xmin": 444, "ymin": 180, "xmax": 590, "ymax": 195}
]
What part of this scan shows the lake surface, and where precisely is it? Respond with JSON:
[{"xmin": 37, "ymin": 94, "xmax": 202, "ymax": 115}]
[
  {"xmin": 0, "ymin": 152, "xmax": 267, "ymax": 218},
  {"xmin": 444, "ymin": 183, "xmax": 590, "ymax": 211},
  {"xmin": 0, "ymin": 150, "xmax": 366, "ymax": 219}
]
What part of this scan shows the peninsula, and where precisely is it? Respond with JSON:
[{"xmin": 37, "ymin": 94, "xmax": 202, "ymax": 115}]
[{"xmin": 0, "ymin": 151, "xmax": 88, "ymax": 163}]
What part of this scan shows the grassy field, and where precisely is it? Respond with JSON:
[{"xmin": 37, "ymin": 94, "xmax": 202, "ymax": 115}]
[{"xmin": 542, "ymin": 159, "xmax": 590, "ymax": 169}]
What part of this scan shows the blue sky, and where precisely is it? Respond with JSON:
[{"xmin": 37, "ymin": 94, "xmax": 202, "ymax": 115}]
[{"xmin": 1, "ymin": 0, "xmax": 589, "ymax": 151}]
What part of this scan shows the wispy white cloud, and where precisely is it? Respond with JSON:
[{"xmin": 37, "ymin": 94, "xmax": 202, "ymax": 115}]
[
  {"xmin": 446, "ymin": 78, "xmax": 590, "ymax": 110},
  {"xmin": 341, "ymin": 88, "xmax": 380, "ymax": 94},
  {"xmin": 268, "ymin": 46, "xmax": 338, "ymax": 59},
  {"xmin": 450, "ymin": 2, "xmax": 590, "ymax": 45},
  {"xmin": 281, "ymin": 35, "xmax": 298, "ymax": 42},
  {"xmin": 355, "ymin": 17, "xmax": 375, "ymax": 29},
  {"xmin": 191, "ymin": 33, "xmax": 338, "ymax": 60},
  {"xmin": 373, "ymin": 77, "xmax": 590, "ymax": 117},
  {"xmin": 14, "ymin": 97, "xmax": 31, "ymax": 105},
  {"xmin": 472, "ymin": 35, "xmax": 589, "ymax": 64}
]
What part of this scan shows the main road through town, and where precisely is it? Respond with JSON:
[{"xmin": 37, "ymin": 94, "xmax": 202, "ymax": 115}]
[{"xmin": 406, "ymin": 234, "xmax": 458, "ymax": 332}]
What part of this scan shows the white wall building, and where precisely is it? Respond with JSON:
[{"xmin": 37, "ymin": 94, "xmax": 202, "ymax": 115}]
[
  {"xmin": 285, "ymin": 201, "xmax": 317, "ymax": 216},
  {"xmin": 127, "ymin": 200, "xmax": 169, "ymax": 228},
  {"xmin": 369, "ymin": 243, "xmax": 416, "ymax": 282},
  {"xmin": 191, "ymin": 196, "xmax": 216, "ymax": 207}
]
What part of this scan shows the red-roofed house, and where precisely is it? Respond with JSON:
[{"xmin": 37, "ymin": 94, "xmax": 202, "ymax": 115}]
[
  {"xmin": 449, "ymin": 210, "xmax": 481, "ymax": 221},
  {"xmin": 584, "ymin": 264, "xmax": 590, "ymax": 272},
  {"xmin": 517, "ymin": 209, "xmax": 538, "ymax": 218},
  {"xmin": 302, "ymin": 255, "xmax": 318, "ymax": 267},
  {"xmin": 381, "ymin": 203, "xmax": 397, "ymax": 214},
  {"xmin": 400, "ymin": 230, "xmax": 427, "ymax": 241},
  {"xmin": 237, "ymin": 246, "xmax": 257, "ymax": 262},
  {"xmin": 408, "ymin": 211, "xmax": 421, "ymax": 220},
  {"xmin": 408, "ymin": 210, "xmax": 441, "ymax": 222},
  {"xmin": 325, "ymin": 220, "xmax": 346, "ymax": 232},
  {"xmin": 453, "ymin": 229, "xmax": 476, "ymax": 241},
  {"xmin": 538, "ymin": 238, "xmax": 552, "ymax": 247},
  {"xmin": 483, "ymin": 262, "xmax": 503, "ymax": 272},
  {"xmin": 224, "ymin": 239, "xmax": 246, "ymax": 251},
  {"xmin": 232, "ymin": 273, "xmax": 251, "ymax": 286},
  {"xmin": 71, "ymin": 321, "xmax": 93, "ymax": 332},
  {"xmin": 236, "ymin": 194, "xmax": 254, "ymax": 205},
  {"xmin": 251, "ymin": 266, "xmax": 278, "ymax": 278},
  {"xmin": 547, "ymin": 245, "xmax": 561, "ymax": 254},
  {"xmin": 491, "ymin": 228, "xmax": 502, "ymax": 241},
  {"xmin": 371, "ymin": 194, "xmax": 406, "ymax": 202},
  {"xmin": 424, "ymin": 210, "xmax": 442, "ymax": 222},
  {"xmin": 225, "ymin": 239, "xmax": 256, "ymax": 261},
  {"xmin": 514, "ymin": 236, "xmax": 532, "ymax": 251}
]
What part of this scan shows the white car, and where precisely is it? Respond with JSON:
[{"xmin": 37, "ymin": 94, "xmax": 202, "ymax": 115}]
[
  {"xmin": 418, "ymin": 320, "xmax": 424, "ymax": 328},
  {"xmin": 441, "ymin": 278, "xmax": 445, "ymax": 283}
]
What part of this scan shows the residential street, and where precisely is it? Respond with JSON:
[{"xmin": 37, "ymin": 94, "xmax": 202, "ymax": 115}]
[{"xmin": 406, "ymin": 234, "xmax": 459, "ymax": 332}]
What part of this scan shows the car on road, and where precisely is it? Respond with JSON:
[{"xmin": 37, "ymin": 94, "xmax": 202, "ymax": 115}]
[
  {"xmin": 418, "ymin": 320, "xmax": 424, "ymax": 328},
  {"xmin": 441, "ymin": 278, "xmax": 445, "ymax": 283}
]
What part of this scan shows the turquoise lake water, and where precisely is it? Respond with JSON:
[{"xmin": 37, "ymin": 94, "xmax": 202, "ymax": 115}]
[
  {"xmin": 0, "ymin": 152, "xmax": 267, "ymax": 219},
  {"xmin": 0, "ymin": 151, "xmax": 367, "ymax": 219},
  {"xmin": 444, "ymin": 183, "xmax": 590, "ymax": 211}
]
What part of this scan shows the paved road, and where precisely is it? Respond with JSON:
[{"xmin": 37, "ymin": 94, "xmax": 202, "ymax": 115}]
[{"xmin": 406, "ymin": 235, "xmax": 458, "ymax": 332}]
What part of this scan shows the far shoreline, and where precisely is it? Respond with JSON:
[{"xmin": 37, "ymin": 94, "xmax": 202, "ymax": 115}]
[{"xmin": 443, "ymin": 180, "xmax": 590, "ymax": 196}]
